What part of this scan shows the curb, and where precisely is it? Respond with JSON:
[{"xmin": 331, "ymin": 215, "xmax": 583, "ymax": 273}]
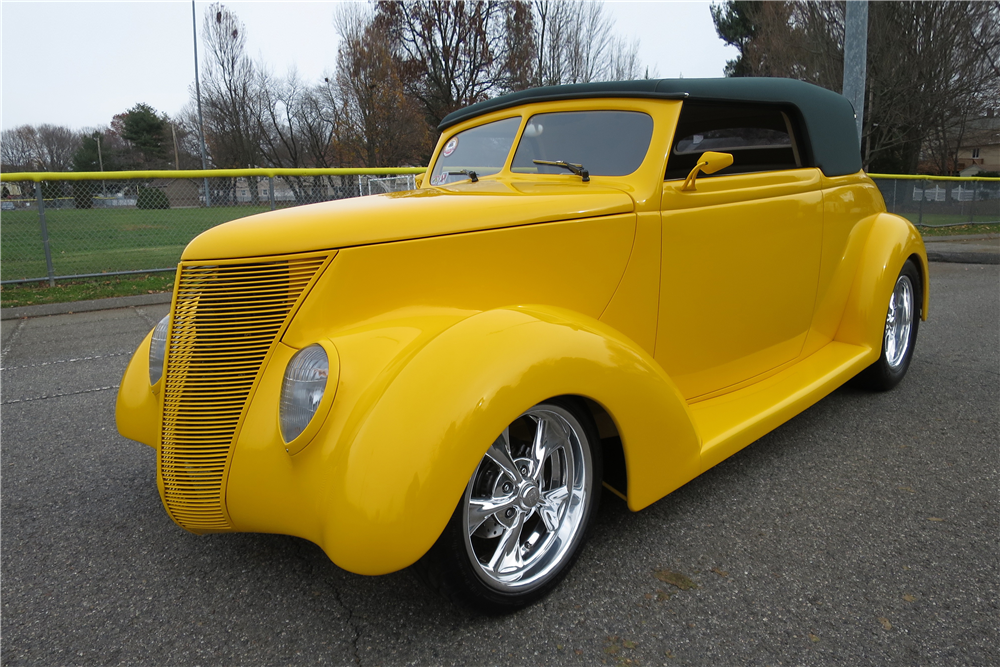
[
  {"xmin": 926, "ymin": 251, "xmax": 1000, "ymax": 265},
  {"xmin": 1, "ymin": 292, "xmax": 172, "ymax": 321}
]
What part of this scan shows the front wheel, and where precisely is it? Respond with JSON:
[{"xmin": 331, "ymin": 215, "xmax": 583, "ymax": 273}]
[
  {"xmin": 424, "ymin": 398, "xmax": 602, "ymax": 613},
  {"xmin": 856, "ymin": 259, "xmax": 921, "ymax": 391}
]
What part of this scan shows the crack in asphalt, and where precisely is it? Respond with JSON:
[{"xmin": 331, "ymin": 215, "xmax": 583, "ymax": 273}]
[
  {"xmin": 2, "ymin": 384, "xmax": 120, "ymax": 405},
  {"xmin": 134, "ymin": 307, "xmax": 161, "ymax": 329},
  {"xmin": 1, "ymin": 318, "xmax": 26, "ymax": 361},
  {"xmin": 1, "ymin": 351, "xmax": 130, "ymax": 371},
  {"xmin": 327, "ymin": 585, "xmax": 364, "ymax": 666}
]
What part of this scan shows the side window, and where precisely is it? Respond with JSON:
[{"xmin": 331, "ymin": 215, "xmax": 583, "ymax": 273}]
[{"xmin": 665, "ymin": 103, "xmax": 806, "ymax": 180}]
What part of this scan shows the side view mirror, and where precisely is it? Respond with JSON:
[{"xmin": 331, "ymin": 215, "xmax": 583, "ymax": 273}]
[{"xmin": 680, "ymin": 151, "xmax": 734, "ymax": 191}]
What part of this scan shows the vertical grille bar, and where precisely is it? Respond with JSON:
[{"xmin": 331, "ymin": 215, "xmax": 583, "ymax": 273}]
[{"xmin": 159, "ymin": 253, "xmax": 330, "ymax": 531}]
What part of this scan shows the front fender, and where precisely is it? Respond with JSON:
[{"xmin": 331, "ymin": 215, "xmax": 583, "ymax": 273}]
[
  {"xmin": 115, "ymin": 330, "xmax": 160, "ymax": 448},
  {"xmin": 836, "ymin": 212, "xmax": 928, "ymax": 351},
  {"xmin": 319, "ymin": 306, "xmax": 700, "ymax": 575}
]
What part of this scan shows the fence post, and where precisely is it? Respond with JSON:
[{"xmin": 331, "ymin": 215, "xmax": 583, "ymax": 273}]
[
  {"xmin": 268, "ymin": 176, "xmax": 276, "ymax": 211},
  {"xmin": 917, "ymin": 179, "xmax": 924, "ymax": 226},
  {"xmin": 35, "ymin": 182, "xmax": 56, "ymax": 287},
  {"xmin": 971, "ymin": 181, "xmax": 978, "ymax": 223}
]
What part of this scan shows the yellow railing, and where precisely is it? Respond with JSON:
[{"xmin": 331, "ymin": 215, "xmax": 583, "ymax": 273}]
[
  {"xmin": 0, "ymin": 167, "xmax": 426, "ymax": 182},
  {"xmin": 868, "ymin": 173, "xmax": 999, "ymax": 182}
]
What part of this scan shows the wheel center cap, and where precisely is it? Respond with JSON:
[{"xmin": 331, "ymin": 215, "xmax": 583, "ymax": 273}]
[{"xmin": 521, "ymin": 485, "xmax": 540, "ymax": 507}]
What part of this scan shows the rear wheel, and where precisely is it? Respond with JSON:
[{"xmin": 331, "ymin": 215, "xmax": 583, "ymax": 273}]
[
  {"xmin": 857, "ymin": 259, "xmax": 921, "ymax": 391},
  {"xmin": 426, "ymin": 398, "xmax": 602, "ymax": 613}
]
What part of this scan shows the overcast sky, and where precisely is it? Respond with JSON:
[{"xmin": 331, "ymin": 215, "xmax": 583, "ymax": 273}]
[{"xmin": 0, "ymin": 1, "xmax": 737, "ymax": 133}]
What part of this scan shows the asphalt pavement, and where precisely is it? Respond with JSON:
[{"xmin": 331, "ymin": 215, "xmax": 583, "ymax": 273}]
[{"xmin": 1, "ymin": 262, "xmax": 997, "ymax": 666}]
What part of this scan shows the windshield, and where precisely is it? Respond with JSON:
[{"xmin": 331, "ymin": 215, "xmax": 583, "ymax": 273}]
[
  {"xmin": 429, "ymin": 117, "xmax": 522, "ymax": 186},
  {"xmin": 511, "ymin": 111, "xmax": 654, "ymax": 177}
]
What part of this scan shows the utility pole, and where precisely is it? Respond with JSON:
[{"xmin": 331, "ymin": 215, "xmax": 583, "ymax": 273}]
[
  {"xmin": 171, "ymin": 123, "xmax": 180, "ymax": 170},
  {"xmin": 842, "ymin": 1, "xmax": 869, "ymax": 146},
  {"xmin": 96, "ymin": 133, "xmax": 106, "ymax": 197},
  {"xmin": 192, "ymin": 0, "xmax": 212, "ymax": 207}
]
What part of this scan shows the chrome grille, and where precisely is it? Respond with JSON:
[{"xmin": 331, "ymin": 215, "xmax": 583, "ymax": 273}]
[{"xmin": 159, "ymin": 253, "xmax": 331, "ymax": 531}]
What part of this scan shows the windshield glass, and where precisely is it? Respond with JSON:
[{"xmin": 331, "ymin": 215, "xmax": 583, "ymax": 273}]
[
  {"xmin": 511, "ymin": 111, "xmax": 654, "ymax": 177},
  {"xmin": 429, "ymin": 117, "xmax": 522, "ymax": 186}
]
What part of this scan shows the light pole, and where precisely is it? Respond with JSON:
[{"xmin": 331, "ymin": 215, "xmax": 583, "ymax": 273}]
[{"xmin": 192, "ymin": 0, "xmax": 212, "ymax": 207}]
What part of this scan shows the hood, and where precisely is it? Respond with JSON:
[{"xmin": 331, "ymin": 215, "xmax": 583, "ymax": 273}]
[{"xmin": 181, "ymin": 180, "xmax": 634, "ymax": 260}]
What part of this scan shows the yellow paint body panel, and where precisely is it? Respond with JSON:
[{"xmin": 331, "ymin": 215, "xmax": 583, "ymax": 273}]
[
  {"xmin": 115, "ymin": 94, "xmax": 929, "ymax": 576},
  {"xmin": 116, "ymin": 331, "xmax": 160, "ymax": 448},
  {"xmin": 657, "ymin": 169, "xmax": 824, "ymax": 399}
]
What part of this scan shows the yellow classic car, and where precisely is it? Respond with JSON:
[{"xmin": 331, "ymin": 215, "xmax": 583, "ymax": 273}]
[{"xmin": 116, "ymin": 78, "xmax": 928, "ymax": 612}]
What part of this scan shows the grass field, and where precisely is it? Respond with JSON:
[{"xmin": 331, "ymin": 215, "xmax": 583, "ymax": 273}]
[{"xmin": 1, "ymin": 205, "xmax": 269, "ymax": 282}]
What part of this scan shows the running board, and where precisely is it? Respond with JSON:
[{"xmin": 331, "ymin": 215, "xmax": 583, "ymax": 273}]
[{"xmin": 689, "ymin": 342, "xmax": 875, "ymax": 472}]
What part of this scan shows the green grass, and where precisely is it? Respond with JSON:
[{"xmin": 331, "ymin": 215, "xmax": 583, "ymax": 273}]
[
  {"xmin": 917, "ymin": 222, "xmax": 999, "ymax": 237},
  {"xmin": 1, "ymin": 272, "xmax": 175, "ymax": 309},
  {"xmin": 1, "ymin": 205, "xmax": 268, "ymax": 282},
  {"xmin": 899, "ymin": 212, "xmax": 999, "ymax": 228}
]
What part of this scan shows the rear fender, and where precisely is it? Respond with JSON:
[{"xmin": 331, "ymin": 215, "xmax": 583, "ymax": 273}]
[
  {"xmin": 320, "ymin": 305, "xmax": 700, "ymax": 575},
  {"xmin": 836, "ymin": 212, "xmax": 928, "ymax": 352}
]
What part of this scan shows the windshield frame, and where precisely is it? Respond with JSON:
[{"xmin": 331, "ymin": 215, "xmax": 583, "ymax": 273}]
[
  {"xmin": 427, "ymin": 115, "xmax": 524, "ymax": 186},
  {"xmin": 424, "ymin": 98, "xmax": 675, "ymax": 188}
]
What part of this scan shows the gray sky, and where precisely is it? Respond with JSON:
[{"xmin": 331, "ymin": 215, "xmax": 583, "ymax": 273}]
[{"xmin": 0, "ymin": 1, "xmax": 737, "ymax": 133}]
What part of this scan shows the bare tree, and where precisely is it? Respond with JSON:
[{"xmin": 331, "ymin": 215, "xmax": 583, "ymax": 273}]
[
  {"xmin": 375, "ymin": 0, "xmax": 509, "ymax": 126},
  {"xmin": 0, "ymin": 124, "xmax": 80, "ymax": 171},
  {"xmin": 256, "ymin": 67, "xmax": 309, "ymax": 169},
  {"xmin": 607, "ymin": 35, "xmax": 642, "ymax": 82},
  {"xmin": 200, "ymin": 2, "xmax": 264, "ymax": 172},
  {"xmin": 502, "ymin": 0, "xmax": 536, "ymax": 92},
  {"xmin": 1, "ymin": 126, "xmax": 38, "ymax": 171},
  {"xmin": 530, "ymin": 1, "xmax": 642, "ymax": 86},
  {"xmin": 37, "ymin": 125, "xmax": 80, "ymax": 171},
  {"xmin": 563, "ymin": 1, "xmax": 613, "ymax": 83},
  {"xmin": 331, "ymin": 3, "xmax": 431, "ymax": 166}
]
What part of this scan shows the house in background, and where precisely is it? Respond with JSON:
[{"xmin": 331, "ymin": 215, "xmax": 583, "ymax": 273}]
[
  {"xmin": 957, "ymin": 111, "xmax": 1000, "ymax": 176},
  {"xmin": 149, "ymin": 179, "xmax": 201, "ymax": 208}
]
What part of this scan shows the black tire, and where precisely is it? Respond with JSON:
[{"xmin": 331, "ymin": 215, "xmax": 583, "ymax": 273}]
[
  {"xmin": 856, "ymin": 258, "xmax": 921, "ymax": 391},
  {"xmin": 422, "ymin": 397, "xmax": 602, "ymax": 613}
]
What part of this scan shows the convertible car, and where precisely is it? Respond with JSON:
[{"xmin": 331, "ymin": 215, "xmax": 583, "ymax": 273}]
[{"xmin": 116, "ymin": 78, "xmax": 927, "ymax": 612}]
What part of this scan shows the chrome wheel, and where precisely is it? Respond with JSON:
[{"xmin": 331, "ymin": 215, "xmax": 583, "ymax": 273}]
[
  {"xmin": 856, "ymin": 259, "xmax": 921, "ymax": 392},
  {"xmin": 462, "ymin": 403, "xmax": 593, "ymax": 593},
  {"xmin": 884, "ymin": 274, "xmax": 914, "ymax": 370}
]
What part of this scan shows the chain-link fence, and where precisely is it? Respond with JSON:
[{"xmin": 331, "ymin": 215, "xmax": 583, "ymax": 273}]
[
  {"xmin": 1, "ymin": 170, "xmax": 997, "ymax": 286},
  {"xmin": 869, "ymin": 175, "xmax": 1000, "ymax": 228},
  {"xmin": 0, "ymin": 169, "xmax": 422, "ymax": 285}
]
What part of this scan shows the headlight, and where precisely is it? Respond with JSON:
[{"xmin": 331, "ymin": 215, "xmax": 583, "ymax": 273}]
[
  {"xmin": 279, "ymin": 345, "xmax": 329, "ymax": 443},
  {"xmin": 148, "ymin": 316, "xmax": 170, "ymax": 385}
]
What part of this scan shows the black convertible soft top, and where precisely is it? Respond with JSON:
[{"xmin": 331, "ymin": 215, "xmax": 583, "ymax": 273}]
[{"xmin": 438, "ymin": 78, "xmax": 862, "ymax": 177}]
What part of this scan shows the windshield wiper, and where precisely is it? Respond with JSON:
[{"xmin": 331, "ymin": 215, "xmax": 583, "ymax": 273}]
[
  {"xmin": 532, "ymin": 160, "xmax": 590, "ymax": 182},
  {"xmin": 445, "ymin": 169, "xmax": 479, "ymax": 183}
]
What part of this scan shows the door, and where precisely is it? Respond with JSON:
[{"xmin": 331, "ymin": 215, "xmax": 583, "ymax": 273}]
[{"xmin": 654, "ymin": 102, "xmax": 824, "ymax": 400}]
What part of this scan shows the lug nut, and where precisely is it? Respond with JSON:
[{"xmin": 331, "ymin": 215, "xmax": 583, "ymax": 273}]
[
  {"xmin": 505, "ymin": 508, "xmax": 516, "ymax": 518},
  {"xmin": 502, "ymin": 482, "xmax": 512, "ymax": 493},
  {"xmin": 520, "ymin": 465, "xmax": 528, "ymax": 475}
]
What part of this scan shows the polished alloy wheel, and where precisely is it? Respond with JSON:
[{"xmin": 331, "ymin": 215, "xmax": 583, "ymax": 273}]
[
  {"xmin": 462, "ymin": 404, "xmax": 591, "ymax": 593},
  {"xmin": 884, "ymin": 274, "xmax": 914, "ymax": 370}
]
